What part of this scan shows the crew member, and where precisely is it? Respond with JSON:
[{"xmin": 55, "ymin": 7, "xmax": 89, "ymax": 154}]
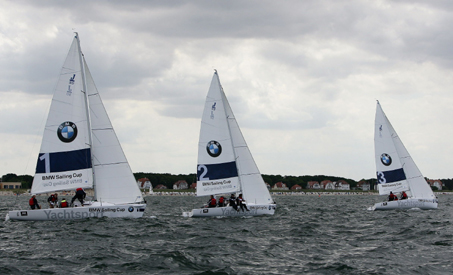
[
  {"xmin": 388, "ymin": 191, "xmax": 398, "ymax": 201},
  {"xmin": 218, "ymin": 196, "xmax": 225, "ymax": 207},
  {"xmin": 207, "ymin": 195, "xmax": 217, "ymax": 208},
  {"xmin": 71, "ymin": 188, "xmax": 86, "ymax": 206},
  {"xmin": 229, "ymin": 194, "xmax": 238, "ymax": 211},
  {"xmin": 400, "ymin": 191, "xmax": 408, "ymax": 200},
  {"xmin": 29, "ymin": 195, "xmax": 41, "ymax": 210},
  {"xmin": 60, "ymin": 198, "xmax": 69, "ymax": 208},
  {"xmin": 236, "ymin": 194, "xmax": 250, "ymax": 211},
  {"xmin": 47, "ymin": 193, "xmax": 58, "ymax": 208}
]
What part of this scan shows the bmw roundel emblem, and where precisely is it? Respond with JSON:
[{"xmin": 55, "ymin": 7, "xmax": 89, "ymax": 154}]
[
  {"xmin": 128, "ymin": 206, "xmax": 134, "ymax": 212},
  {"xmin": 57, "ymin": 121, "xmax": 78, "ymax": 143},
  {"xmin": 206, "ymin": 140, "xmax": 222, "ymax": 157},
  {"xmin": 380, "ymin": 153, "xmax": 392, "ymax": 166}
]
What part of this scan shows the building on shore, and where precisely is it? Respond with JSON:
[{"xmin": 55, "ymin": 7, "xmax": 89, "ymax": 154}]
[
  {"xmin": 272, "ymin": 182, "xmax": 289, "ymax": 190},
  {"xmin": 137, "ymin": 178, "xmax": 152, "ymax": 190},
  {"xmin": 0, "ymin": 182, "xmax": 22, "ymax": 189},
  {"xmin": 173, "ymin": 180, "xmax": 189, "ymax": 190},
  {"xmin": 357, "ymin": 180, "xmax": 370, "ymax": 191},
  {"xmin": 334, "ymin": 180, "xmax": 350, "ymax": 190},
  {"xmin": 427, "ymin": 179, "xmax": 444, "ymax": 190},
  {"xmin": 306, "ymin": 181, "xmax": 321, "ymax": 189}
]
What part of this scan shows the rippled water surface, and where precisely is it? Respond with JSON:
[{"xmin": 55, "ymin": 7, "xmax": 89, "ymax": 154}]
[{"xmin": 1, "ymin": 194, "xmax": 452, "ymax": 274}]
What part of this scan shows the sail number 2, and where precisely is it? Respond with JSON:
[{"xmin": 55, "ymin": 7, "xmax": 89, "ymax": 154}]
[{"xmin": 198, "ymin": 165, "xmax": 210, "ymax": 181}]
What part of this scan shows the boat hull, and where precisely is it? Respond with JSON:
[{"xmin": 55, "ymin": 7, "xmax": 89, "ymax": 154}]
[
  {"xmin": 183, "ymin": 204, "xmax": 276, "ymax": 217},
  {"xmin": 6, "ymin": 203, "xmax": 146, "ymax": 221},
  {"xmin": 370, "ymin": 198, "xmax": 438, "ymax": 211}
]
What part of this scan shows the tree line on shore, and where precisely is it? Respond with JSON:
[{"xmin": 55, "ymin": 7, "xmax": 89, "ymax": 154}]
[{"xmin": 2, "ymin": 172, "xmax": 452, "ymax": 191}]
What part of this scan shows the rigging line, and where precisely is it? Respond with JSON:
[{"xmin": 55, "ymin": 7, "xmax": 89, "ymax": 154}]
[
  {"xmin": 239, "ymin": 172, "xmax": 261, "ymax": 176},
  {"xmin": 93, "ymin": 161, "xmax": 128, "ymax": 166},
  {"xmin": 92, "ymin": 128, "xmax": 114, "ymax": 131},
  {"xmin": 52, "ymin": 98, "xmax": 72, "ymax": 105}
]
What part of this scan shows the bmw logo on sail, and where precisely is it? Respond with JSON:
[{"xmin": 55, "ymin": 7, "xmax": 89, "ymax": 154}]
[
  {"xmin": 206, "ymin": 140, "xmax": 222, "ymax": 157},
  {"xmin": 57, "ymin": 121, "xmax": 78, "ymax": 143},
  {"xmin": 380, "ymin": 153, "xmax": 392, "ymax": 166}
]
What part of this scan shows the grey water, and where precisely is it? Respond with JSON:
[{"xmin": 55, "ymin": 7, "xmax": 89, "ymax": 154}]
[{"xmin": 1, "ymin": 194, "xmax": 452, "ymax": 275}]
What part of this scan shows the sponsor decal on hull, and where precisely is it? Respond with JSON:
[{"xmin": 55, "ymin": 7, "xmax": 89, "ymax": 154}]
[
  {"xmin": 380, "ymin": 199, "xmax": 437, "ymax": 209},
  {"xmin": 220, "ymin": 208, "xmax": 258, "ymax": 216},
  {"xmin": 198, "ymin": 205, "xmax": 274, "ymax": 216}
]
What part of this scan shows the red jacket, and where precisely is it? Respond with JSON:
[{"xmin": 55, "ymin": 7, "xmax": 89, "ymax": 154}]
[{"xmin": 209, "ymin": 198, "xmax": 217, "ymax": 207}]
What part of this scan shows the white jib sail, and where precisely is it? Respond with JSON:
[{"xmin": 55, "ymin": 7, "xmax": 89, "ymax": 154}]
[
  {"xmin": 84, "ymin": 58, "xmax": 143, "ymax": 204},
  {"xmin": 375, "ymin": 101, "xmax": 434, "ymax": 199},
  {"xmin": 222, "ymin": 83, "xmax": 273, "ymax": 205},
  {"xmin": 31, "ymin": 35, "xmax": 93, "ymax": 194},
  {"xmin": 196, "ymin": 72, "xmax": 240, "ymax": 197}
]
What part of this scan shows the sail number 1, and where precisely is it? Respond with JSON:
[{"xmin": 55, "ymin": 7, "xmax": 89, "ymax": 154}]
[{"xmin": 39, "ymin": 153, "xmax": 51, "ymax": 174}]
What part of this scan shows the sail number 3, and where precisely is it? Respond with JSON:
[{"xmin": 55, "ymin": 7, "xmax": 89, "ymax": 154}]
[{"xmin": 377, "ymin": 171, "xmax": 386, "ymax": 184}]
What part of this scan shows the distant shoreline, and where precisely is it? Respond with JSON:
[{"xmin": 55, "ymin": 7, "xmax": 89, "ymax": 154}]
[{"xmin": 1, "ymin": 189, "xmax": 451, "ymax": 197}]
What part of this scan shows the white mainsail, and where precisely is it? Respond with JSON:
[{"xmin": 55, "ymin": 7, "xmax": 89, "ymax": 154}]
[
  {"xmin": 31, "ymin": 34, "xmax": 143, "ymax": 204},
  {"xmin": 196, "ymin": 72, "xmax": 273, "ymax": 205},
  {"xmin": 375, "ymin": 101, "xmax": 434, "ymax": 199},
  {"xmin": 31, "ymin": 36, "xmax": 92, "ymax": 194}
]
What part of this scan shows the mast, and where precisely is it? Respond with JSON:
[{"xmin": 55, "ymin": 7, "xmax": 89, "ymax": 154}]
[
  {"xmin": 75, "ymin": 33, "xmax": 96, "ymax": 199},
  {"xmin": 215, "ymin": 70, "xmax": 242, "ymax": 194}
]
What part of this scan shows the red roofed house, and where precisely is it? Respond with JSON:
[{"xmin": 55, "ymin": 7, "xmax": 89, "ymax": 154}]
[
  {"xmin": 357, "ymin": 180, "xmax": 370, "ymax": 191},
  {"xmin": 173, "ymin": 180, "xmax": 189, "ymax": 190},
  {"xmin": 335, "ymin": 180, "xmax": 350, "ymax": 190},
  {"xmin": 137, "ymin": 178, "xmax": 152, "ymax": 190},
  {"xmin": 272, "ymin": 182, "xmax": 289, "ymax": 190},
  {"xmin": 321, "ymin": 180, "xmax": 335, "ymax": 190},
  {"xmin": 427, "ymin": 179, "xmax": 443, "ymax": 190},
  {"xmin": 291, "ymin": 184, "xmax": 302, "ymax": 190},
  {"xmin": 306, "ymin": 181, "xmax": 321, "ymax": 189},
  {"xmin": 155, "ymin": 184, "xmax": 167, "ymax": 190}
]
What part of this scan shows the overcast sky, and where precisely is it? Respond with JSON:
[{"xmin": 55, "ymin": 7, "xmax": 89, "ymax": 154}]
[{"xmin": 1, "ymin": 0, "xmax": 452, "ymax": 181}]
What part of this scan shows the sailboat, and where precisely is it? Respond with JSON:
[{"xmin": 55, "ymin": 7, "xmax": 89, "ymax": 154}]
[
  {"xmin": 369, "ymin": 101, "xmax": 438, "ymax": 210},
  {"xmin": 6, "ymin": 33, "xmax": 146, "ymax": 221},
  {"xmin": 183, "ymin": 71, "xmax": 276, "ymax": 217}
]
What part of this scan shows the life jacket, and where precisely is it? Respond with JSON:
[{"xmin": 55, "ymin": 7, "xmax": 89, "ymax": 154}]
[
  {"xmin": 29, "ymin": 198, "xmax": 34, "ymax": 206},
  {"xmin": 76, "ymin": 188, "xmax": 83, "ymax": 192},
  {"xmin": 60, "ymin": 200, "xmax": 68, "ymax": 208},
  {"xmin": 209, "ymin": 198, "xmax": 217, "ymax": 206},
  {"xmin": 402, "ymin": 192, "xmax": 407, "ymax": 199},
  {"xmin": 219, "ymin": 197, "xmax": 224, "ymax": 204}
]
